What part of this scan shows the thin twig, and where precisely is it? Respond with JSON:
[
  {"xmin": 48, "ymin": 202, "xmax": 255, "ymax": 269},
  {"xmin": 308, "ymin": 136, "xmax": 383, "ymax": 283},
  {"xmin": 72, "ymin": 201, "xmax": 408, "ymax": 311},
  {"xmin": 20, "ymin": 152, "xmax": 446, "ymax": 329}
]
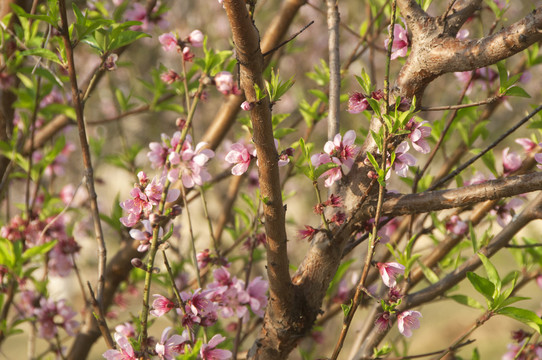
[
  {"xmin": 86, "ymin": 282, "xmax": 115, "ymax": 349},
  {"xmin": 420, "ymin": 95, "xmax": 501, "ymax": 111},
  {"xmin": 429, "ymin": 104, "xmax": 542, "ymax": 191},
  {"xmin": 262, "ymin": 21, "xmax": 314, "ymax": 57},
  {"xmin": 326, "ymin": 0, "xmax": 340, "ymax": 143},
  {"xmin": 58, "ymin": 0, "xmax": 108, "ymax": 309}
]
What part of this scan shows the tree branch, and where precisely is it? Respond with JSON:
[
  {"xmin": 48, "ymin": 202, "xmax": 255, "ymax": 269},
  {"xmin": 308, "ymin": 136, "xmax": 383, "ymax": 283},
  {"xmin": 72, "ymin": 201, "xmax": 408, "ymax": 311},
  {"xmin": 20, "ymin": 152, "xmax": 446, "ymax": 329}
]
[
  {"xmin": 395, "ymin": 6, "xmax": 542, "ymax": 101},
  {"xmin": 360, "ymin": 172, "xmax": 542, "ymax": 219},
  {"xmin": 223, "ymin": 1, "xmax": 298, "ymax": 358}
]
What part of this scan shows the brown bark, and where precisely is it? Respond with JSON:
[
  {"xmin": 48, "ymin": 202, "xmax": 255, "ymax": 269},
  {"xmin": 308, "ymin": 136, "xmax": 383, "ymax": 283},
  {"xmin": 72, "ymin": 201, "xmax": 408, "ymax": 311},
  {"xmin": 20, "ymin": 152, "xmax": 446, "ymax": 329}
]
[{"xmin": 395, "ymin": 2, "xmax": 542, "ymax": 101}]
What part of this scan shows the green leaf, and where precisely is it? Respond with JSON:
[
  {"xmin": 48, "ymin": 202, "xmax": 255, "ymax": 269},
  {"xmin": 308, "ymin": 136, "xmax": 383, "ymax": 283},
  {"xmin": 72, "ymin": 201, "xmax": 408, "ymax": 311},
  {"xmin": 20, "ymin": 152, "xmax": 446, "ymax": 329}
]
[
  {"xmin": 496, "ymin": 61, "xmax": 508, "ymax": 93},
  {"xmin": 341, "ymin": 300, "xmax": 353, "ymax": 317},
  {"xmin": 273, "ymin": 128, "xmax": 296, "ymax": 139},
  {"xmin": 417, "ymin": 260, "xmax": 439, "ymax": 284},
  {"xmin": 108, "ymin": 28, "xmax": 150, "ymax": 51},
  {"xmin": 449, "ymin": 294, "xmax": 484, "ymax": 310},
  {"xmin": 11, "ymin": 4, "xmax": 56, "ymax": 25},
  {"xmin": 481, "ymin": 149, "xmax": 499, "ymax": 178},
  {"xmin": 505, "ymin": 86, "xmax": 531, "ymax": 98},
  {"xmin": 327, "ymin": 259, "xmax": 355, "ymax": 296},
  {"xmin": 477, "ymin": 253, "xmax": 501, "ymax": 293},
  {"xmin": 308, "ymin": 89, "xmax": 328, "ymax": 103},
  {"xmin": 313, "ymin": 162, "xmax": 339, "ymax": 180},
  {"xmin": 19, "ymin": 48, "xmax": 62, "ymax": 64},
  {"xmin": 0, "ymin": 238, "xmax": 15, "ymax": 268},
  {"xmin": 466, "ymin": 271, "xmax": 495, "ymax": 303},
  {"xmin": 22, "ymin": 240, "xmax": 57, "ymax": 262},
  {"xmin": 497, "ymin": 307, "xmax": 542, "ymax": 334}
]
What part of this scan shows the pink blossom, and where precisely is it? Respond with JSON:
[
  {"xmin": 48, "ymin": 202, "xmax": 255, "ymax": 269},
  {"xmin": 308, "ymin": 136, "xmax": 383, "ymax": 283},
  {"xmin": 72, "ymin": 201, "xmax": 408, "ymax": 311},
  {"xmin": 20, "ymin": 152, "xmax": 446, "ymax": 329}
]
[
  {"xmin": 240, "ymin": 101, "xmax": 254, "ymax": 111},
  {"xmin": 150, "ymin": 294, "xmax": 176, "ymax": 317},
  {"xmin": 59, "ymin": 183, "xmax": 88, "ymax": 206},
  {"xmin": 182, "ymin": 47, "xmax": 195, "ymax": 62},
  {"xmin": 393, "ymin": 142, "xmax": 417, "ymax": 177},
  {"xmin": 246, "ymin": 277, "xmax": 268, "ymax": 317},
  {"xmin": 446, "ymin": 215, "xmax": 468, "ymax": 235},
  {"xmin": 298, "ymin": 225, "xmax": 318, "ymax": 241},
  {"xmin": 376, "ymin": 262, "xmax": 405, "ymax": 288},
  {"xmin": 115, "ymin": 323, "xmax": 135, "ymax": 338},
  {"xmin": 200, "ymin": 334, "xmax": 232, "ymax": 360},
  {"xmin": 397, "ymin": 310, "xmax": 422, "ymax": 337},
  {"xmin": 377, "ymin": 217, "xmax": 399, "ymax": 244},
  {"xmin": 34, "ymin": 298, "xmax": 79, "ymax": 339},
  {"xmin": 161, "ymin": 69, "xmax": 180, "ymax": 84},
  {"xmin": 225, "ymin": 143, "xmax": 254, "ymax": 175},
  {"xmin": 168, "ymin": 135, "xmax": 215, "ymax": 188},
  {"xmin": 102, "ymin": 333, "xmax": 137, "ymax": 360},
  {"xmin": 124, "ymin": 3, "xmax": 167, "ymax": 31},
  {"xmin": 159, "ymin": 32, "xmax": 178, "ymax": 52},
  {"xmin": 155, "ymin": 327, "xmax": 189, "ymax": 360},
  {"xmin": 374, "ymin": 311, "xmax": 392, "ymax": 332},
  {"xmin": 187, "ymin": 29, "xmax": 204, "ymax": 47},
  {"xmin": 129, "ymin": 219, "xmax": 163, "ymax": 252},
  {"xmin": 214, "ymin": 71, "xmax": 240, "ymax": 95},
  {"xmin": 515, "ymin": 138, "xmax": 537, "ymax": 153},
  {"xmin": 454, "ymin": 67, "xmax": 498, "ymax": 95},
  {"xmin": 464, "ymin": 171, "xmax": 492, "ymax": 186},
  {"xmin": 347, "ymin": 92, "xmax": 369, "ymax": 114},
  {"xmin": 535, "ymin": 152, "xmax": 542, "ymax": 170},
  {"xmin": 385, "ymin": 24, "xmax": 409, "ymax": 60},
  {"xmin": 493, "ymin": 198, "xmax": 523, "ymax": 227},
  {"xmin": 311, "ymin": 130, "xmax": 359, "ymax": 187},
  {"xmin": 502, "ymin": 147, "xmax": 522, "ymax": 175},
  {"xmin": 104, "ymin": 54, "xmax": 118, "ymax": 71},
  {"xmin": 456, "ymin": 29, "xmax": 470, "ymax": 40},
  {"xmin": 407, "ymin": 119, "xmax": 431, "ymax": 154}
]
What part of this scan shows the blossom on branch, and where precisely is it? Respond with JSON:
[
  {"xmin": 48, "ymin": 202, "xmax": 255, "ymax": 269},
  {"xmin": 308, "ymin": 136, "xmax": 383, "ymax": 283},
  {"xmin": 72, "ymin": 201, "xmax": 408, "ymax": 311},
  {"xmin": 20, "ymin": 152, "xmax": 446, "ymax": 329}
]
[
  {"xmin": 384, "ymin": 23, "xmax": 409, "ymax": 60},
  {"xmin": 103, "ymin": 333, "xmax": 137, "ymax": 360},
  {"xmin": 311, "ymin": 130, "xmax": 359, "ymax": 187},
  {"xmin": 200, "ymin": 334, "xmax": 232, "ymax": 360},
  {"xmin": 397, "ymin": 310, "xmax": 422, "ymax": 337},
  {"xmin": 225, "ymin": 142, "xmax": 255, "ymax": 175},
  {"xmin": 155, "ymin": 327, "xmax": 189, "ymax": 360},
  {"xmin": 392, "ymin": 142, "xmax": 417, "ymax": 178},
  {"xmin": 376, "ymin": 262, "xmax": 405, "ymax": 288}
]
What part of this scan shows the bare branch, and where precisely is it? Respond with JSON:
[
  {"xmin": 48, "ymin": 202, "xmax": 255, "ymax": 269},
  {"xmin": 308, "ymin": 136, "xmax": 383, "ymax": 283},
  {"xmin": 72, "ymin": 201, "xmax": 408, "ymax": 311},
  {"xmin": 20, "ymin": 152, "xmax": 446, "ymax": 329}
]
[
  {"xmin": 442, "ymin": 0, "xmax": 482, "ymax": 36},
  {"xmin": 358, "ymin": 172, "xmax": 542, "ymax": 219}
]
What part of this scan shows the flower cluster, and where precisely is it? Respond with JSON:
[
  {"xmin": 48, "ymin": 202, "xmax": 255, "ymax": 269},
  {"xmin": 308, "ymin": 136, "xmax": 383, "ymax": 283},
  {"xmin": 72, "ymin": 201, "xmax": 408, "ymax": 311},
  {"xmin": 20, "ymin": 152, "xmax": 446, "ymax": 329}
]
[
  {"xmin": 214, "ymin": 71, "xmax": 242, "ymax": 96},
  {"xmin": 311, "ymin": 130, "xmax": 359, "ymax": 187},
  {"xmin": 1, "ymin": 212, "xmax": 80, "ymax": 277},
  {"xmin": 167, "ymin": 135, "xmax": 215, "ymax": 188},
  {"xmin": 347, "ymin": 90, "xmax": 383, "ymax": 114},
  {"xmin": 158, "ymin": 29, "xmax": 204, "ymax": 61},
  {"xmin": 31, "ymin": 297, "xmax": 79, "ymax": 340},
  {"xmin": 225, "ymin": 139, "xmax": 292, "ymax": 176},
  {"xmin": 375, "ymin": 262, "xmax": 422, "ymax": 337},
  {"xmin": 124, "ymin": 2, "xmax": 168, "ymax": 31},
  {"xmin": 120, "ymin": 171, "xmax": 180, "ymax": 228},
  {"xmin": 502, "ymin": 330, "xmax": 542, "ymax": 360},
  {"xmin": 149, "ymin": 267, "xmax": 268, "ymax": 328},
  {"xmin": 206, "ymin": 267, "xmax": 268, "ymax": 322}
]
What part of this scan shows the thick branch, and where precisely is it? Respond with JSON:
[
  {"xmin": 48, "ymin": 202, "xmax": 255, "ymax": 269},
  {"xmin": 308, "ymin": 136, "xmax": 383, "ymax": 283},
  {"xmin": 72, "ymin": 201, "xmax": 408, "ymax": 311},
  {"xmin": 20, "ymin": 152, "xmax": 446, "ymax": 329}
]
[
  {"xmin": 395, "ymin": 6, "xmax": 542, "ymax": 100},
  {"xmin": 359, "ymin": 171, "xmax": 542, "ymax": 219},
  {"xmin": 442, "ymin": 0, "xmax": 482, "ymax": 35},
  {"xmin": 396, "ymin": 0, "xmax": 430, "ymax": 37},
  {"xmin": 223, "ymin": 1, "xmax": 298, "ymax": 358}
]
